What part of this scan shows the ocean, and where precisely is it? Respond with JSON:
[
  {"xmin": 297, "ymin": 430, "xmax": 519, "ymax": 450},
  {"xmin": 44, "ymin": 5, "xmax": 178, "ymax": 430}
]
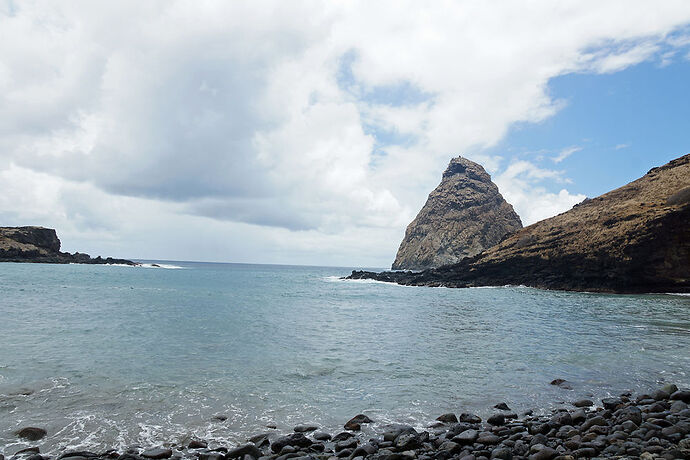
[{"xmin": 0, "ymin": 261, "xmax": 688, "ymax": 454}]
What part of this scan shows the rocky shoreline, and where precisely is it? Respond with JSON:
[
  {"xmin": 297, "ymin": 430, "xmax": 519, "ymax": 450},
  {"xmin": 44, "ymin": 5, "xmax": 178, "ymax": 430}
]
[{"xmin": 5, "ymin": 384, "xmax": 690, "ymax": 460}]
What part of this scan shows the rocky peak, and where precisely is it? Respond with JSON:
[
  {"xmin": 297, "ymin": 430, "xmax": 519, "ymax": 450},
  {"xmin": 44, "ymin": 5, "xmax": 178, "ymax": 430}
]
[
  {"xmin": 392, "ymin": 156, "xmax": 522, "ymax": 270},
  {"xmin": 442, "ymin": 156, "xmax": 486, "ymax": 181}
]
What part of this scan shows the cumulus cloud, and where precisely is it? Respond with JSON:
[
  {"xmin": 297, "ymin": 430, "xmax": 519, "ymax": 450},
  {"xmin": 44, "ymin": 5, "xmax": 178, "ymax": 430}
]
[
  {"xmin": 1, "ymin": 1, "xmax": 690, "ymax": 265},
  {"xmin": 494, "ymin": 161, "xmax": 586, "ymax": 225}
]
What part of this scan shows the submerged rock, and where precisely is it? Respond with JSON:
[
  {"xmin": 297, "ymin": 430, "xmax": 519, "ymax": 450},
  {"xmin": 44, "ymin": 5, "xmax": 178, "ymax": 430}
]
[
  {"xmin": 293, "ymin": 424, "xmax": 318, "ymax": 433},
  {"xmin": 15, "ymin": 427, "xmax": 47, "ymax": 441}
]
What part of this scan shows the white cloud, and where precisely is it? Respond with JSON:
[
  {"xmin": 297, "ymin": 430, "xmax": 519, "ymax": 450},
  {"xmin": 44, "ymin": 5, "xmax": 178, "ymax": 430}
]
[
  {"xmin": 1, "ymin": 1, "xmax": 690, "ymax": 265},
  {"xmin": 552, "ymin": 146, "xmax": 582, "ymax": 163},
  {"xmin": 494, "ymin": 162, "xmax": 587, "ymax": 225}
]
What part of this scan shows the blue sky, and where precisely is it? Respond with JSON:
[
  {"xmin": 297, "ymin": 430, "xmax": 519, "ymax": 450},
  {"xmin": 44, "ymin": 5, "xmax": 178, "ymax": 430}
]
[{"xmin": 485, "ymin": 58, "xmax": 690, "ymax": 198}]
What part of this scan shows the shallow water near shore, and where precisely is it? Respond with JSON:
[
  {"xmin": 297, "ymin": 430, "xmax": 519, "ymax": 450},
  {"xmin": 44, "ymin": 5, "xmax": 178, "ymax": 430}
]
[{"xmin": 0, "ymin": 261, "xmax": 689, "ymax": 454}]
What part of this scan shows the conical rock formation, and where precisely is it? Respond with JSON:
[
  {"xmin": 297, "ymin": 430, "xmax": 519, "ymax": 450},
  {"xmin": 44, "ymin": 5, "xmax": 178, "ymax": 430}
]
[{"xmin": 392, "ymin": 156, "xmax": 522, "ymax": 270}]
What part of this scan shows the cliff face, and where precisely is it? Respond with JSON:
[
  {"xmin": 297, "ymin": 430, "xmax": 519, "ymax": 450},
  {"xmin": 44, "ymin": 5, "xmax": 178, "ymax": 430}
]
[
  {"xmin": 350, "ymin": 153, "xmax": 690, "ymax": 293},
  {"xmin": 392, "ymin": 156, "xmax": 522, "ymax": 270},
  {"xmin": 0, "ymin": 226, "xmax": 136, "ymax": 265}
]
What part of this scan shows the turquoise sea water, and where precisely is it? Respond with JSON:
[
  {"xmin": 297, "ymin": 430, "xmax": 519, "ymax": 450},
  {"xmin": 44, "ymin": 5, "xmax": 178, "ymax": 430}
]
[{"xmin": 0, "ymin": 261, "xmax": 689, "ymax": 454}]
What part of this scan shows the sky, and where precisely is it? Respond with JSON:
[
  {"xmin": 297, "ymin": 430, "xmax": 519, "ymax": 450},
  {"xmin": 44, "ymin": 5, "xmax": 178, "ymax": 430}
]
[{"xmin": 1, "ymin": 1, "xmax": 689, "ymax": 268}]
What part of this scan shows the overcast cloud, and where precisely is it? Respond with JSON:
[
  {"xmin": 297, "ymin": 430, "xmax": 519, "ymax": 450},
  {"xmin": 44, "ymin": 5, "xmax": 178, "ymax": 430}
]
[{"xmin": 2, "ymin": 1, "xmax": 690, "ymax": 265}]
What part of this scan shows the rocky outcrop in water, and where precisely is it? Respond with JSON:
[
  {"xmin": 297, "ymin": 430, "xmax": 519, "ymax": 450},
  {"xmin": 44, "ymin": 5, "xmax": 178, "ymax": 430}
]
[
  {"xmin": 0, "ymin": 226, "xmax": 137, "ymax": 265},
  {"xmin": 350, "ymin": 153, "xmax": 690, "ymax": 293},
  {"xmin": 392, "ymin": 156, "xmax": 522, "ymax": 270}
]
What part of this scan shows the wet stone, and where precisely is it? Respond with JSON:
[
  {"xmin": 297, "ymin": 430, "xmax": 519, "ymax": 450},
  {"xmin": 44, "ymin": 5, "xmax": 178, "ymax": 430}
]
[
  {"xmin": 459, "ymin": 413, "xmax": 482, "ymax": 424},
  {"xmin": 313, "ymin": 432, "xmax": 331, "ymax": 441},
  {"xmin": 670, "ymin": 390, "xmax": 690, "ymax": 403},
  {"xmin": 226, "ymin": 444, "xmax": 262, "ymax": 460},
  {"xmin": 351, "ymin": 444, "xmax": 378, "ymax": 458},
  {"xmin": 489, "ymin": 447, "xmax": 511, "ymax": 460},
  {"xmin": 395, "ymin": 433, "xmax": 421, "ymax": 450},
  {"xmin": 436, "ymin": 413, "xmax": 458, "ymax": 423},
  {"xmin": 651, "ymin": 389, "xmax": 671, "ymax": 401},
  {"xmin": 345, "ymin": 415, "xmax": 373, "ymax": 431},
  {"xmin": 141, "ymin": 449, "xmax": 172, "ymax": 460},
  {"xmin": 550, "ymin": 379, "xmax": 572, "ymax": 390},
  {"xmin": 58, "ymin": 452, "xmax": 99, "ymax": 459},
  {"xmin": 188, "ymin": 440, "xmax": 208, "ymax": 449},
  {"xmin": 571, "ymin": 400, "xmax": 593, "ymax": 408},
  {"xmin": 476, "ymin": 432, "xmax": 500, "ymax": 445},
  {"xmin": 275, "ymin": 453, "xmax": 298, "ymax": 460},
  {"xmin": 15, "ymin": 428, "xmax": 47, "ymax": 441},
  {"xmin": 332, "ymin": 432, "xmax": 354, "ymax": 442},
  {"xmin": 308, "ymin": 443, "xmax": 325, "ymax": 452},
  {"xmin": 571, "ymin": 447, "xmax": 596, "ymax": 458},
  {"xmin": 453, "ymin": 429, "xmax": 478, "ymax": 444},
  {"xmin": 487, "ymin": 414, "xmax": 505, "ymax": 426},
  {"xmin": 601, "ymin": 398, "xmax": 622, "ymax": 410},
  {"xmin": 335, "ymin": 438, "xmax": 358, "ymax": 452},
  {"xmin": 294, "ymin": 425, "xmax": 319, "ymax": 433}
]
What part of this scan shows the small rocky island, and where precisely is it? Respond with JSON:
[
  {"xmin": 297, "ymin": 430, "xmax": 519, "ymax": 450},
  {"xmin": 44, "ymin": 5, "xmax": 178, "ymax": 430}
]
[
  {"xmin": 350, "ymin": 153, "xmax": 690, "ymax": 293},
  {"xmin": 0, "ymin": 226, "xmax": 137, "ymax": 265},
  {"xmin": 392, "ymin": 156, "xmax": 522, "ymax": 270}
]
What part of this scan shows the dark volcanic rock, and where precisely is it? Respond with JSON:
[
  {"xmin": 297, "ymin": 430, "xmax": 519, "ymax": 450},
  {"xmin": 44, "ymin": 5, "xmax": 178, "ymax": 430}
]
[
  {"xmin": 345, "ymin": 414, "xmax": 373, "ymax": 431},
  {"xmin": 572, "ymin": 399, "xmax": 593, "ymax": 408},
  {"xmin": 271, "ymin": 433, "xmax": 313, "ymax": 453},
  {"xmin": 671, "ymin": 390, "xmax": 690, "ymax": 403},
  {"xmin": 391, "ymin": 156, "xmax": 522, "ymax": 270},
  {"xmin": 348, "ymin": 153, "xmax": 690, "ymax": 293},
  {"xmin": 141, "ymin": 449, "xmax": 172, "ymax": 459},
  {"xmin": 0, "ymin": 226, "xmax": 137, "ymax": 266},
  {"xmin": 15, "ymin": 427, "xmax": 47, "ymax": 441},
  {"xmin": 293, "ymin": 424, "xmax": 318, "ymax": 433},
  {"xmin": 188, "ymin": 439, "xmax": 208, "ymax": 449},
  {"xmin": 487, "ymin": 414, "xmax": 506, "ymax": 426},
  {"xmin": 436, "ymin": 413, "xmax": 458, "ymax": 423},
  {"xmin": 458, "ymin": 413, "xmax": 482, "ymax": 424},
  {"xmin": 225, "ymin": 444, "xmax": 262, "ymax": 459}
]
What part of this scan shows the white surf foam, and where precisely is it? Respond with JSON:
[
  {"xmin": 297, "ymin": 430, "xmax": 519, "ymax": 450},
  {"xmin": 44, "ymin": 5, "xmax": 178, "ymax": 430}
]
[{"xmin": 139, "ymin": 263, "xmax": 185, "ymax": 269}]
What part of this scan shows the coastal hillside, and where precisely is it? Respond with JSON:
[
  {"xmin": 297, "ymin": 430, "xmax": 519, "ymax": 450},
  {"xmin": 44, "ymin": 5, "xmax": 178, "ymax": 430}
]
[
  {"xmin": 349, "ymin": 153, "xmax": 690, "ymax": 293},
  {"xmin": 0, "ymin": 226, "xmax": 136, "ymax": 265},
  {"xmin": 392, "ymin": 156, "xmax": 522, "ymax": 270}
]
